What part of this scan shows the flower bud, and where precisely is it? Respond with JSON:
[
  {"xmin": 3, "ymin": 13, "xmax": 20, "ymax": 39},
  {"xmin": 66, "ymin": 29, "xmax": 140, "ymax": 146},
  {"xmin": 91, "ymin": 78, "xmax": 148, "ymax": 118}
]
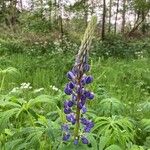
[
  {"xmin": 81, "ymin": 136, "xmax": 89, "ymax": 144},
  {"xmin": 85, "ymin": 76, "xmax": 93, "ymax": 84}
]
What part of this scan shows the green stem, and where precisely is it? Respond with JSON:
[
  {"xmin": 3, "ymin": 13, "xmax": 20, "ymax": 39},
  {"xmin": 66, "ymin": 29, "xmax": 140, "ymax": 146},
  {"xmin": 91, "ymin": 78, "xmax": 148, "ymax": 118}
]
[
  {"xmin": 0, "ymin": 75, "xmax": 5, "ymax": 92},
  {"xmin": 74, "ymin": 67, "xmax": 82, "ymax": 139},
  {"xmin": 74, "ymin": 106, "xmax": 80, "ymax": 139}
]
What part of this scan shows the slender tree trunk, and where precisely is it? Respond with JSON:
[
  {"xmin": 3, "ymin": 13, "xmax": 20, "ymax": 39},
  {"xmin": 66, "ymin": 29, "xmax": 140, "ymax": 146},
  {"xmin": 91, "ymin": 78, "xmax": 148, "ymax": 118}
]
[
  {"xmin": 30, "ymin": 0, "xmax": 34, "ymax": 10},
  {"xmin": 58, "ymin": 0, "xmax": 64, "ymax": 50},
  {"xmin": 47, "ymin": 0, "xmax": 52, "ymax": 29},
  {"xmin": 39, "ymin": 0, "xmax": 44, "ymax": 19},
  {"xmin": 128, "ymin": 10, "xmax": 149, "ymax": 37},
  {"xmin": 114, "ymin": 0, "xmax": 119, "ymax": 34},
  {"xmin": 121, "ymin": 0, "xmax": 126, "ymax": 34},
  {"xmin": 91, "ymin": 0, "xmax": 94, "ymax": 15},
  {"xmin": 83, "ymin": 0, "xmax": 88, "ymax": 27},
  {"xmin": 10, "ymin": 0, "xmax": 17, "ymax": 32},
  {"xmin": 102, "ymin": 0, "xmax": 106, "ymax": 40},
  {"xmin": 141, "ymin": 10, "xmax": 146, "ymax": 34},
  {"xmin": 108, "ymin": 0, "xmax": 112, "ymax": 33},
  {"xmin": 20, "ymin": 0, "xmax": 23, "ymax": 10},
  {"xmin": 54, "ymin": 0, "xmax": 58, "ymax": 23}
]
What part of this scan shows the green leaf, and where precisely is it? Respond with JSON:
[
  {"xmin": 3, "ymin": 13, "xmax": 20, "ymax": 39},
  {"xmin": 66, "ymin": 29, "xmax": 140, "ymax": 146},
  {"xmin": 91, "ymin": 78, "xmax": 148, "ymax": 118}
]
[
  {"xmin": 105, "ymin": 144, "xmax": 122, "ymax": 150},
  {"xmin": 99, "ymin": 135, "xmax": 111, "ymax": 150},
  {"xmin": 27, "ymin": 95, "xmax": 56, "ymax": 108}
]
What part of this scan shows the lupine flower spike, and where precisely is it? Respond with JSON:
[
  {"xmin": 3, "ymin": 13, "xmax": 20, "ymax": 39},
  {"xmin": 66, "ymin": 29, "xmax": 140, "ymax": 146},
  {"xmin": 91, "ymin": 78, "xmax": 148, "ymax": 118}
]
[{"xmin": 62, "ymin": 16, "xmax": 97, "ymax": 144}]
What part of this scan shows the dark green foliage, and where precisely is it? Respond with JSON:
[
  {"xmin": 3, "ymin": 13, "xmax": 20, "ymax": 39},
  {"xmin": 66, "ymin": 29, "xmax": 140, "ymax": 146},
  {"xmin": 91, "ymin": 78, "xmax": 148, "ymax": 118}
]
[{"xmin": 92, "ymin": 34, "xmax": 150, "ymax": 58}]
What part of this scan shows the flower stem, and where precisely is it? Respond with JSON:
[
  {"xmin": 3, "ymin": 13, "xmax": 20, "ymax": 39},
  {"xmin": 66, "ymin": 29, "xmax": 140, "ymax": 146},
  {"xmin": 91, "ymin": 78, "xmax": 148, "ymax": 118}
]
[{"xmin": 74, "ymin": 65, "xmax": 82, "ymax": 139}]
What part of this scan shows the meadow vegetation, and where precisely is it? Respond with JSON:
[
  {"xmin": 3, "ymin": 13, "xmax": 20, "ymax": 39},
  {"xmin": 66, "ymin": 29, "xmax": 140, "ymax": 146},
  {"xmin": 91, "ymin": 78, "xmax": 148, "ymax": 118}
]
[{"xmin": 0, "ymin": 0, "xmax": 150, "ymax": 149}]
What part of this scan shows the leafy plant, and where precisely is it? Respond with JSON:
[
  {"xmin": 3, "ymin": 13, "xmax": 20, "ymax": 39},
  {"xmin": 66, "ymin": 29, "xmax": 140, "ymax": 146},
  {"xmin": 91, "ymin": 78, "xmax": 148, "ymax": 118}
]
[
  {"xmin": 93, "ymin": 116, "xmax": 135, "ymax": 149},
  {"xmin": 0, "ymin": 67, "xmax": 19, "ymax": 92}
]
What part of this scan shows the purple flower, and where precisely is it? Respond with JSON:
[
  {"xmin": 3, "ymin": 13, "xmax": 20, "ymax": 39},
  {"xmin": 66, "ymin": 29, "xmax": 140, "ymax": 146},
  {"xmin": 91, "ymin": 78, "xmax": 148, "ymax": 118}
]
[
  {"xmin": 81, "ymin": 77, "xmax": 86, "ymax": 85},
  {"xmin": 81, "ymin": 136, "xmax": 89, "ymax": 144},
  {"xmin": 76, "ymin": 86, "xmax": 84, "ymax": 95},
  {"xmin": 84, "ymin": 91, "xmax": 94, "ymax": 100},
  {"xmin": 77, "ymin": 102, "xmax": 83, "ymax": 109},
  {"xmin": 81, "ymin": 106, "xmax": 87, "ymax": 114},
  {"xmin": 88, "ymin": 92, "xmax": 94, "ymax": 100},
  {"xmin": 80, "ymin": 118, "xmax": 88, "ymax": 125},
  {"xmin": 66, "ymin": 113, "xmax": 76, "ymax": 125},
  {"xmin": 85, "ymin": 76, "xmax": 93, "ymax": 84},
  {"xmin": 68, "ymin": 82, "xmax": 75, "ymax": 89},
  {"xmin": 72, "ymin": 94, "xmax": 77, "ymax": 101},
  {"xmin": 84, "ymin": 121, "xmax": 94, "ymax": 132},
  {"xmin": 64, "ymin": 101, "xmax": 68, "ymax": 108},
  {"xmin": 84, "ymin": 126, "xmax": 91, "ymax": 132},
  {"xmin": 83, "ymin": 64, "xmax": 90, "ymax": 72},
  {"xmin": 67, "ymin": 71, "xmax": 75, "ymax": 80},
  {"xmin": 63, "ymin": 133, "xmax": 70, "ymax": 141},
  {"xmin": 61, "ymin": 124, "xmax": 69, "ymax": 132},
  {"xmin": 74, "ymin": 139, "xmax": 78, "ymax": 145},
  {"xmin": 81, "ymin": 95, "xmax": 86, "ymax": 105},
  {"xmin": 67, "ymin": 100, "xmax": 74, "ymax": 107},
  {"xmin": 64, "ymin": 85, "xmax": 72, "ymax": 95},
  {"xmin": 64, "ymin": 108, "xmax": 71, "ymax": 114}
]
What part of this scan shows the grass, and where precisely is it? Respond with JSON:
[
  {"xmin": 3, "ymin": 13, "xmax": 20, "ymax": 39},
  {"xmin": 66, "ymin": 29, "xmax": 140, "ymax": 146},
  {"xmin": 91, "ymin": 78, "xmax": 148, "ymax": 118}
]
[
  {"xmin": 1, "ymin": 53, "xmax": 149, "ymax": 104},
  {"xmin": 0, "ymin": 52, "xmax": 150, "ymax": 149}
]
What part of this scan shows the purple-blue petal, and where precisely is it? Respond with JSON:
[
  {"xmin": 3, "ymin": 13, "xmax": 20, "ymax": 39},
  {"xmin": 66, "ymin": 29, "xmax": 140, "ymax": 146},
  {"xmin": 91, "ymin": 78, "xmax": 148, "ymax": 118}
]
[
  {"xmin": 68, "ymin": 82, "xmax": 75, "ymax": 89},
  {"xmin": 64, "ymin": 85, "xmax": 72, "ymax": 95},
  {"xmin": 68, "ymin": 101, "xmax": 74, "ymax": 107},
  {"xmin": 61, "ymin": 124, "xmax": 69, "ymax": 132},
  {"xmin": 83, "ymin": 63, "xmax": 90, "ymax": 72},
  {"xmin": 63, "ymin": 133, "xmax": 70, "ymax": 141},
  {"xmin": 85, "ymin": 76, "xmax": 93, "ymax": 84},
  {"xmin": 64, "ymin": 108, "xmax": 71, "ymax": 114},
  {"xmin": 67, "ymin": 71, "xmax": 75, "ymax": 80},
  {"xmin": 74, "ymin": 139, "xmax": 78, "ymax": 145},
  {"xmin": 81, "ymin": 136, "xmax": 89, "ymax": 144}
]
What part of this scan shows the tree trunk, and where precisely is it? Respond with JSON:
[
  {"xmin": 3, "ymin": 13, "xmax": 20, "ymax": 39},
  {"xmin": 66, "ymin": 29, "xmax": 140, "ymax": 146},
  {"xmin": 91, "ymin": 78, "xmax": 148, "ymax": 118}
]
[
  {"xmin": 128, "ymin": 10, "xmax": 149, "ymax": 37},
  {"xmin": 58, "ymin": 0, "xmax": 64, "ymax": 50},
  {"xmin": 49, "ymin": 1, "xmax": 52, "ymax": 29},
  {"xmin": 141, "ymin": 10, "xmax": 146, "ymax": 34},
  {"xmin": 114, "ymin": 0, "xmax": 119, "ymax": 34},
  {"xmin": 30, "ymin": 0, "xmax": 34, "ymax": 10},
  {"xmin": 20, "ymin": 0, "xmax": 23, "ymax": 10},
  {"xmin": 83, "ymin": 0, "xmax": 88, "ymax": 27},
  {"xmin": 108, "ymin": 0, "xmax": 112, "ymax": 33},
  {"xmin": 121, "ymin": 0, "xmax": 126, "ymax": 34},
  {"xmin": 54, "ymin": 0, "xmax": 58, "ymax": 23},
  {"xmin": 102, "ymin": 0, "xmax": 106, "ymax": 40}
]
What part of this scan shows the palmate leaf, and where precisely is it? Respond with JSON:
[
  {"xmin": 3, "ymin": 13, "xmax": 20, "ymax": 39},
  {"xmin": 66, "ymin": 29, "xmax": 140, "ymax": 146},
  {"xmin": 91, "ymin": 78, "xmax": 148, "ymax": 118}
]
[
  {"xmin": 93, "ymin": 116, "xmax": 135, "ymax": 147},
  {"xmin": 99, "ymin": 135, "xmax": 111, "ymax": 150},
  {"xmin": 0, "ymin": 108, "xmax": 20, "ymax": 133},
  {"xmin": 27, "ymin": 94, "xmax": 56, "ymax": 108},
  {"xmin": 58, "ymin": 142, "xmax": 92, "ymax": 150},
  {"xmin": 140, "ymin": 119, "xmax": 150, "ymax": 133},
  {"xmin": 0, "ymin": 101, "xmax": 21, "ymax": 108},
  {"xmin": 98, "ymin": 97, "xmax": 125, "ymax": 116},
  {"xmin": 4, "ymin": 138, "xmax": 28, "ymax": 150},
  {"xmin": 144, "ymin": 136, "xmax": 150, "ymax": 149},
  {"xmin": 0, "ymin": 67, "xmax": 19, "ymax": 77},
  {"xmin": 128, "ymin": 145, "xmax": 145, "ymax": 150},
  {"xmin": 13, "ymin": 127, "xmax": 44, "ymax": 149},
  {"xmin": 138, "ymin": 100, "xmax": 150, "ymax": 114},
  {"xmin": 105, "ymin": 144, "xmax": 122, "ymax": 150}
]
